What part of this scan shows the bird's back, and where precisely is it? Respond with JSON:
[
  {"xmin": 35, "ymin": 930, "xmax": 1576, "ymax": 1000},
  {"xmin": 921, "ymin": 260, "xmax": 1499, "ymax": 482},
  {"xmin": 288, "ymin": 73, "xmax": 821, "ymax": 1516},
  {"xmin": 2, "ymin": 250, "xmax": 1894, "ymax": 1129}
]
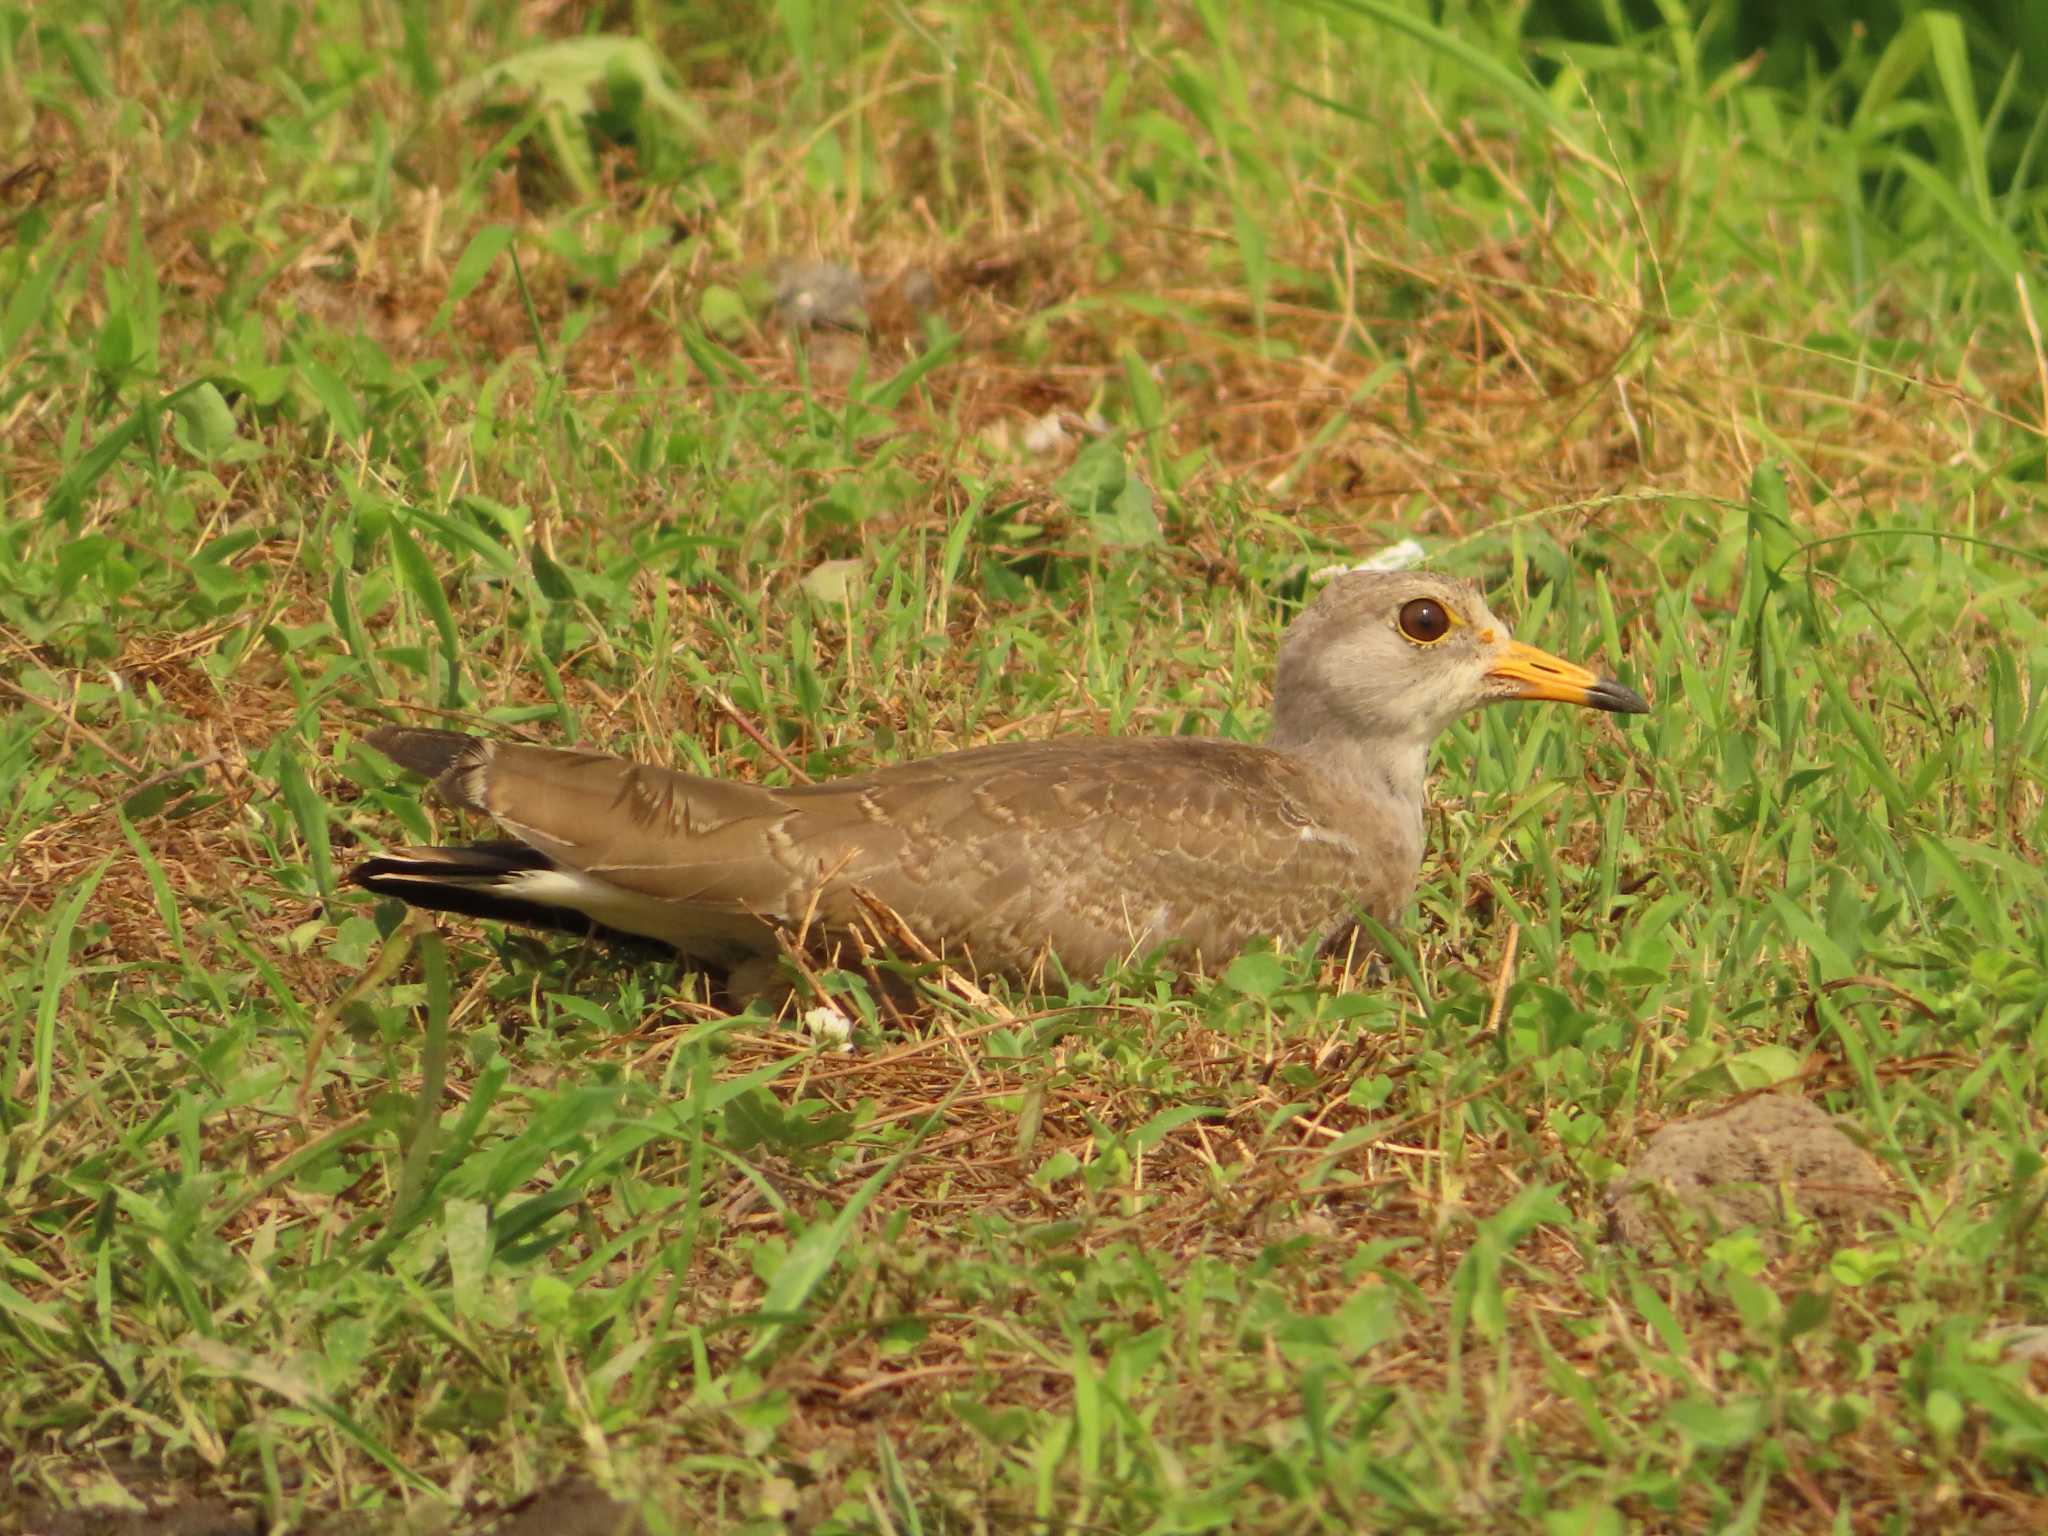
[{"xmin": 367, "ymin": 728, "xmax": 1416, "ymax": 978}]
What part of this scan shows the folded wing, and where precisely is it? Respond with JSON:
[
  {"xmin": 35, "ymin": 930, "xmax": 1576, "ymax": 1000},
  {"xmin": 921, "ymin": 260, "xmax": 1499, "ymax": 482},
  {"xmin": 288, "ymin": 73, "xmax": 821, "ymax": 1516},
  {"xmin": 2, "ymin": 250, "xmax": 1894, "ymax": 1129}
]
[{"xmin": 353, "ymin": 726, "xmax": 1396, "ymax": 979}]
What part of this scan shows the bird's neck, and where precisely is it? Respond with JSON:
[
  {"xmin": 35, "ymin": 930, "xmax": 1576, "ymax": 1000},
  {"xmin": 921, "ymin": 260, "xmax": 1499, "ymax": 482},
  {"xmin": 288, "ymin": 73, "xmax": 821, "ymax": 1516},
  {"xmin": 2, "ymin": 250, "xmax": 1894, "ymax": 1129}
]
[{"xmin": 1270, "ymin": 725, "xmax": 1433, "ymax": 832}]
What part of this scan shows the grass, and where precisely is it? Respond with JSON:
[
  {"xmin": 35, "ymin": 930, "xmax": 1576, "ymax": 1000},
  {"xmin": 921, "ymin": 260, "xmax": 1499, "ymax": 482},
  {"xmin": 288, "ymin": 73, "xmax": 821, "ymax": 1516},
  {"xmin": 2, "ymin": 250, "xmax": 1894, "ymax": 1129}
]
[{"xmin": 5, "ymin": 1, "xmax": 2048, "ymax": 1531}]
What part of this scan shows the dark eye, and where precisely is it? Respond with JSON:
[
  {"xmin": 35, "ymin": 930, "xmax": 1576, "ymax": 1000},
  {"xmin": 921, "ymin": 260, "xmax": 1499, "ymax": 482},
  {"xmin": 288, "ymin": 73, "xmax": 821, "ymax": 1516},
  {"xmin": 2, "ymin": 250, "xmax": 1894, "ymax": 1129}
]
[{"xmin": 1398, "ymin": 597, "xmax": 1452, "ymax": 643}]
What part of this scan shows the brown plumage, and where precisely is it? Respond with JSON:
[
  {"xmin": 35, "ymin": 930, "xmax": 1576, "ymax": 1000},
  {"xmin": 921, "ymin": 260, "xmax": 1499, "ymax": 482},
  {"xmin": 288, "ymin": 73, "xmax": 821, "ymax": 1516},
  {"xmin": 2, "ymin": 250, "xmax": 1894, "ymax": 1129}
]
[{"xmin": 350, "ymin": 571, "xmax": 1647, "ymax": 986}]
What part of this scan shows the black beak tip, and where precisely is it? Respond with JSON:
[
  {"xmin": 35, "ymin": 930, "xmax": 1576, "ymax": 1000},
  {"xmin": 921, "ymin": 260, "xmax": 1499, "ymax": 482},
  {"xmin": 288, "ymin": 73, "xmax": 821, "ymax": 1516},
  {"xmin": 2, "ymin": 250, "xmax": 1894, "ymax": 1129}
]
[{"xmin": 1590, "ymin": 677, "xmax": 1651, "ymax": 715}]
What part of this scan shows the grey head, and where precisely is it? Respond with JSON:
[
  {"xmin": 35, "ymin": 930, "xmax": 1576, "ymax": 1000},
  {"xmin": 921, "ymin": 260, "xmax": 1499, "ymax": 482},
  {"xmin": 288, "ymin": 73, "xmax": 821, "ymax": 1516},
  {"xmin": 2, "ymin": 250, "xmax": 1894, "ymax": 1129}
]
[{"xmin": 1267, "ymin": 570, "xmax": 1648, "ymax": 765}]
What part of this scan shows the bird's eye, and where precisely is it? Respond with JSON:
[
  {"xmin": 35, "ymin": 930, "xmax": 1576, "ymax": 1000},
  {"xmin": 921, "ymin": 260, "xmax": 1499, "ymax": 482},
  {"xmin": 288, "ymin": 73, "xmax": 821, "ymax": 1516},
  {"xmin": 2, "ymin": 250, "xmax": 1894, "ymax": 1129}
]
[{"xmin": 1398, "ymin": 597, "xmax": 1452, "ymax": 643}]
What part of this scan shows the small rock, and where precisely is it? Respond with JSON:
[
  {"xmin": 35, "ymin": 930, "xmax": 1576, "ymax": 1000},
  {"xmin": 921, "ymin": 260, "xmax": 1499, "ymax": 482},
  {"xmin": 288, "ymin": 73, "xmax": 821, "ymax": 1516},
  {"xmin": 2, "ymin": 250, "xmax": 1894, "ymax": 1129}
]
[
  {"xmin": 491, "ymin": 1478, "xmax": 647, "ymax": 1536},
  {"xmin": 1606, "ymin": 1094, "xmax": 1892, "ymax": 1251},
  {"xmin": 1349, "ymin": 538, "xmax": 1429, "ymax": 574},
  {"xmin": 1312, "ymin": 540, "xmax": 1428, "ymax": 584},
  {"xmin": 774, "ymin": 260, "xmax": 868, "ymax": 333}
]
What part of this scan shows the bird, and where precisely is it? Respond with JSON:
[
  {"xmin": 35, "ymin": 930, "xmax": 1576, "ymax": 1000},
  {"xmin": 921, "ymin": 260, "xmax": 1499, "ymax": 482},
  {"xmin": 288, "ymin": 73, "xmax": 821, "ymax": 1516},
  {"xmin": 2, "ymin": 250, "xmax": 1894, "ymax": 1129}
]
[{"xmin": 349, "ymin": 570, "xmax": 1647, "ymax": 996}]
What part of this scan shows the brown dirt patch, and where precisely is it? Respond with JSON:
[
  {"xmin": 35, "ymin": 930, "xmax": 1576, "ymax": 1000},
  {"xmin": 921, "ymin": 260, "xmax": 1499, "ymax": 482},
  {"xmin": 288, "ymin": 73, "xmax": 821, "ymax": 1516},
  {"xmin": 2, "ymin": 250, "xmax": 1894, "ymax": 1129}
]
[{"xmin": 484, "ymin": 1480, "xmax": 643, "ymax": 1536}]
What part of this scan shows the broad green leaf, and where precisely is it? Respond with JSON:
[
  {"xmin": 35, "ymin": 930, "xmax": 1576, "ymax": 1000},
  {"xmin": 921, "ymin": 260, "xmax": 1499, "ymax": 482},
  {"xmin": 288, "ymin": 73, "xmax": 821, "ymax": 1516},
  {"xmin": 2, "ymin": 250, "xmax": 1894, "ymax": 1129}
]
[
  {"xmin": 172, "ymin": 382, "xmax": 239, "ymax": 459},
  {"xmin": 28, "ymin": 859, "xmax": 112, "ymax": 1136},
  {"xmin": 1721, "ymin": 1044, "xmax": 1803, "ymax": 1092},
  {"xmin": 436, "ymin": 225, "xmax": 515, "ymax": 328},
  {"xmin": 388, "ymin": 520, "xmax": 462, "ymax": 704},
  {"xmin": 276, "ymin": 750, "xmax": 334, "ymax": 899},
  {"xmin": 744, "ymin": 1121, "xmax": 934, "ymax": 1366},
  {"xmin": 2, "ymin": 234, "xmax": 76, "ymax": 356},
  {"xmin": 299, "ymin": 361, "xmax": 365, "ymax": 438}
]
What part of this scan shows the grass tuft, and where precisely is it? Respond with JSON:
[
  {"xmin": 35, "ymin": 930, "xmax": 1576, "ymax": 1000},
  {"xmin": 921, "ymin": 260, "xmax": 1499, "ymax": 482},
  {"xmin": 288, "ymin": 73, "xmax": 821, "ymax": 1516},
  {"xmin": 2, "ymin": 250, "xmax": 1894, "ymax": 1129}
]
[{"xmin": 4, "ymin": 2, "xmax": 2048, "ymax": 1532}]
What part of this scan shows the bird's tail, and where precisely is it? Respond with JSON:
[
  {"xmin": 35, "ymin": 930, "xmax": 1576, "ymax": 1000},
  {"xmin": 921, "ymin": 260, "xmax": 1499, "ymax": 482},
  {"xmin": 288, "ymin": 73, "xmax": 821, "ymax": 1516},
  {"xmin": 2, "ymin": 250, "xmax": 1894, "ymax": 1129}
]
[{"xmin": 351, "ymin": 842, "xmax": 618, "ymax": 940}]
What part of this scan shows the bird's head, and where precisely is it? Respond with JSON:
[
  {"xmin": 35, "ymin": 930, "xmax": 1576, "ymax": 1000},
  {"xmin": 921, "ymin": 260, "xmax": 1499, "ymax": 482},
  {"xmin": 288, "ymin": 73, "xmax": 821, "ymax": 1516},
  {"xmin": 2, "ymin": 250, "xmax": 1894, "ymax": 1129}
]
[{"xmin": 1270, "ymin": 569, "xmax": 1649, "ymax": 750}]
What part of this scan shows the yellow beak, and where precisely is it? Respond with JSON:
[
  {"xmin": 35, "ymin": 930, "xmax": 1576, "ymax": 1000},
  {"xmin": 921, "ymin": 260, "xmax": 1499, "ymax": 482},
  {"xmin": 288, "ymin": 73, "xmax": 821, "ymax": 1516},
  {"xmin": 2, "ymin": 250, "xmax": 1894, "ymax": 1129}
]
[{"xmin": 1486, "ymin": 640, "xmax": 1649, "ymax": 714}]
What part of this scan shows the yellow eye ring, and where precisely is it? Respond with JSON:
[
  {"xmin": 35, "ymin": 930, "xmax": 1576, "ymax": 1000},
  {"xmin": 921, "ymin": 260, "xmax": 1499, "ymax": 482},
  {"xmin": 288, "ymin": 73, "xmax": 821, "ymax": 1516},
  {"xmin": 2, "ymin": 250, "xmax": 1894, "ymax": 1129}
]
[{"xmin": 1398, "ymin": 597, "xmax": 1453, "ymax": 644}]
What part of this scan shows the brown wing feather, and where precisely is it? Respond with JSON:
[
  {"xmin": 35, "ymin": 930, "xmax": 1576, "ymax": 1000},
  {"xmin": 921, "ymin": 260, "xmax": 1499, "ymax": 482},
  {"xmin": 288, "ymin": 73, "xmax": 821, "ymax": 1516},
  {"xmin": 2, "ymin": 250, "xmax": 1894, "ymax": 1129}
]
[
  {"xmin": 371, "ymin": 730, "xmax": 1414, "ymax": 980},
  {"xmin": 818, "ymin": 739, "xmax": 1412, "ymax": 975}
]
